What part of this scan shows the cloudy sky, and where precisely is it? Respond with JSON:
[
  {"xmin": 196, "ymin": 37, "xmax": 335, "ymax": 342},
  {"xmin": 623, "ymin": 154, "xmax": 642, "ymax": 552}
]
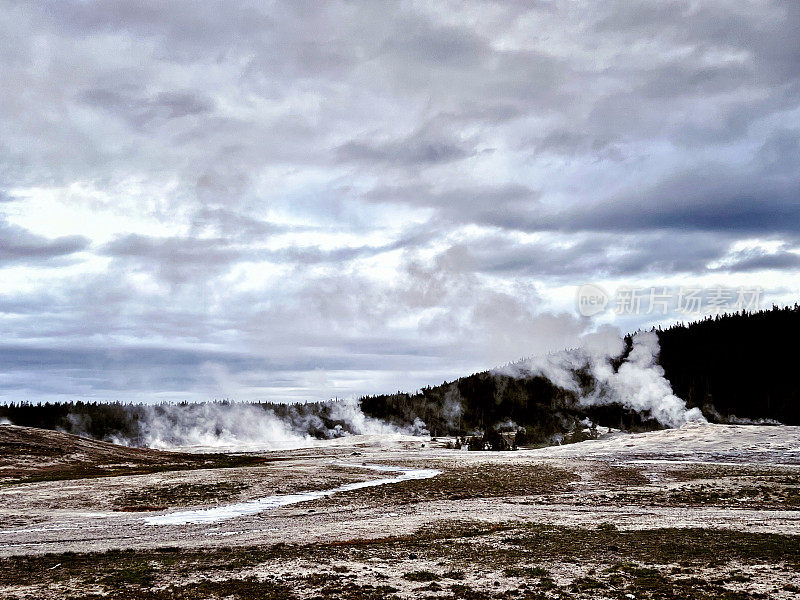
[{"xmin": 1, "ymin": 0, "xmax": 799, "ymax": 404}]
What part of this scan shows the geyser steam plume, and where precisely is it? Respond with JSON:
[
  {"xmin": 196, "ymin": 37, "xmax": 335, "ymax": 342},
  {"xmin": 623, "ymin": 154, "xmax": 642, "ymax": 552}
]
[
  {"xmin": 117, "ymin": 402, "xmax": 312, "ymax": 450},
  {"xmin": 89, "ymin": 397, "xmax": 428, "ymax": 451},
  {"xmin": 503, "ymin": 329, "xmax": 706, "ymax": 428}
]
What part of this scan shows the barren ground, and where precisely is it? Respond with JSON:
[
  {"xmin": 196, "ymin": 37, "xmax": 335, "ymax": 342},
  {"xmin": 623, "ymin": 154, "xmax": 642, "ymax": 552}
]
[{"xmin": 1, "ymin": 423, "xmax": 800, "ymax": 599}]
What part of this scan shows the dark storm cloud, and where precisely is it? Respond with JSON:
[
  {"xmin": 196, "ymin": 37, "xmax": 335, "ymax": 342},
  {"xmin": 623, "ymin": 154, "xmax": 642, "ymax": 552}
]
[
  {"xmin": 380, "ymin": 18, "xmax": 488, "ymax": 68},
  {"xmin": 189, "ymin": 209, "xmax": 290, "ymax": 239},
  {"xmin": 100, "ymin": 227, "xmax": 436, "ymax": 284},
  {"xmin": 0, "ymin": 343, "xmax": 396, "ymax": 375},
  {"xmin": 262, "ymin": 233, "xmax": 436, "ymax": 266},
  {"xmin": 417, "ymin": 229, "xmax": 746, "ymax": 282},
  {"xmin": 34, "ymin": 0, "xmax": 276, "ymax": 54},
  {"xmin": 78, "ymin": 88, "xmax": 215, "ymax": 129},
  {"xmin": 362, "ymin": 172, "xmax": 800, "ymax": 237},
  {"xmin": 483, "ymin": 169, "xmax": 800, "ymax": 235},
  {"xmin": 724, "ymin": 249, "xmax": 800, "ymax": 273},
  {"xmin": 0, "ymin": 219, "xmax": 89, "ymax": 265},
  {"xmin": 0, "ymin": 345, "xmax": 259, "ymax": 373},
  {"xmin": 336, "ymin": 131, "xmax": 473, "ymax": 166},
  {"xmin": 530, "ymin": 130, "xmax": 622, "ymax": 158},
  {"xmin": 591, "ymin": 0, "xmax": 800, "ymax": 75},
  {"xmin": 103, "ymin": 234, "xmax": 243, "ymax": 284},
  {"xmin": 363, "ymin": 183, "xmax": 539, "ymax": 215}
]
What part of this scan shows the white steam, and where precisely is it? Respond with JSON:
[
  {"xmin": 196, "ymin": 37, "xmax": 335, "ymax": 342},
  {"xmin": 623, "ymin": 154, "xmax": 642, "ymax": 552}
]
[
  {"xmin": 702, "ymin": 404, "xmax": 782, "ymax": 426},
  {"xmin": 104, "ymin": 398, "xmax": 427, "ymax": 451},
  {"xmin": 119, "ymin": 403, "xmax": 313, "ymax": 451},
  {"xmin": 503, "ymin": 328, "xmax": 706, "ymax": 428},
  {"xmin": 442, "ymin": 387, "xmax": 463, "ymax": 431},
  {"xmin": 328, "ymin": 397, "xmax": 426, "ymax": 436}
]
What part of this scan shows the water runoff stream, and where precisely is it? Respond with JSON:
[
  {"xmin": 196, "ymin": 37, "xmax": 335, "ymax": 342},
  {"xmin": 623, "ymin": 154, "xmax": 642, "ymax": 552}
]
[{"xmin": 145, "ymin": 464, "xmax": 441, "ymax": 526}]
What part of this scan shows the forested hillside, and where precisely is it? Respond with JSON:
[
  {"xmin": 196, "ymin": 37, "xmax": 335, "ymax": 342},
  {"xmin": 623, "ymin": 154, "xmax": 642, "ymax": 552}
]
[
  {"xmin": 361, "ymin": 305, "xmax": 800, "ymax": 438},
  {"xmin": 658, "ymin": 306, "xmax": 800, "ymax": 424}
]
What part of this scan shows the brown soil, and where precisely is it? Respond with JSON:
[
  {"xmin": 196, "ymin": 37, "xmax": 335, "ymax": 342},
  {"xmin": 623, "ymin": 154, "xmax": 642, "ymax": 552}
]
[{"xmin": 0, "ymin": 424, "xmax": 272, "ymax": 484}]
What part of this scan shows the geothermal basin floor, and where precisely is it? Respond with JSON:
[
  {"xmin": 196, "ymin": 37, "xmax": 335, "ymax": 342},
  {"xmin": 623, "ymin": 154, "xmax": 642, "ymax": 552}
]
[{"xmin": 2, "ymin": 423, "xmax": 800, "ymax": 599}]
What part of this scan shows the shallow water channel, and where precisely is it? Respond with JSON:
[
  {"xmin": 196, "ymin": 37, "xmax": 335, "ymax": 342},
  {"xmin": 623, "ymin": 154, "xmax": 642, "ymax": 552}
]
[{"xmin": 145, "ymin": 463, "xmax": 440, "ymax": 526}]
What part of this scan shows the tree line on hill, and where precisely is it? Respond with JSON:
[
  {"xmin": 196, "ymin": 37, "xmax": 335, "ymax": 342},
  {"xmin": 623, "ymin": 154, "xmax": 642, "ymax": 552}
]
[{"xmin": 360, "ymin": 305, "xmax": 800, "ymax": 443}]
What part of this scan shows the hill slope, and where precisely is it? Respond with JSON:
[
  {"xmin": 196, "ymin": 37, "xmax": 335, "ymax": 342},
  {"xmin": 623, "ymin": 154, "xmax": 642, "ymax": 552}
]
[
  {"xmin": 360, "ymin": 305, "xmax": 800, "ymax": 439},
  {"xmin": 0, "ymin": 424, "xmax": 266, "ymax": 483},
  {"xmin": 658, "ymin": 306, "xmax": 800, "ymax": 424}
]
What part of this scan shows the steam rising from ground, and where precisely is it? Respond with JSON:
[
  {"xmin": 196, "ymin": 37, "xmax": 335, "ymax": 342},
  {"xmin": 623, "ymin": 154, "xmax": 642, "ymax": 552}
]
[
  {"xmin": 702, "ymin": 404, "xmax": 782, "ymax": 426},
  {"xmin": 103, "ymin": 398, "xmax": 426, "ymax": 451},
  {"xmin": 327, "ymin": 397, "xmax": 418, "ymax": 438},
  {"xmin": 503, "ymin": 329, "xmax": 706, "ymax": 428},
  {"xmin": 117, "ymin": 403, "xmax": 312, "ymax": 450}
]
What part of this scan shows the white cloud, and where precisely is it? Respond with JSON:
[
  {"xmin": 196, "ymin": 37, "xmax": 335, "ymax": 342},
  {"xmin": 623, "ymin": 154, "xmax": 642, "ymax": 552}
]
[{"xmin": 0, "ymin": 0, "xmax": 798, "ymax": 403}]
